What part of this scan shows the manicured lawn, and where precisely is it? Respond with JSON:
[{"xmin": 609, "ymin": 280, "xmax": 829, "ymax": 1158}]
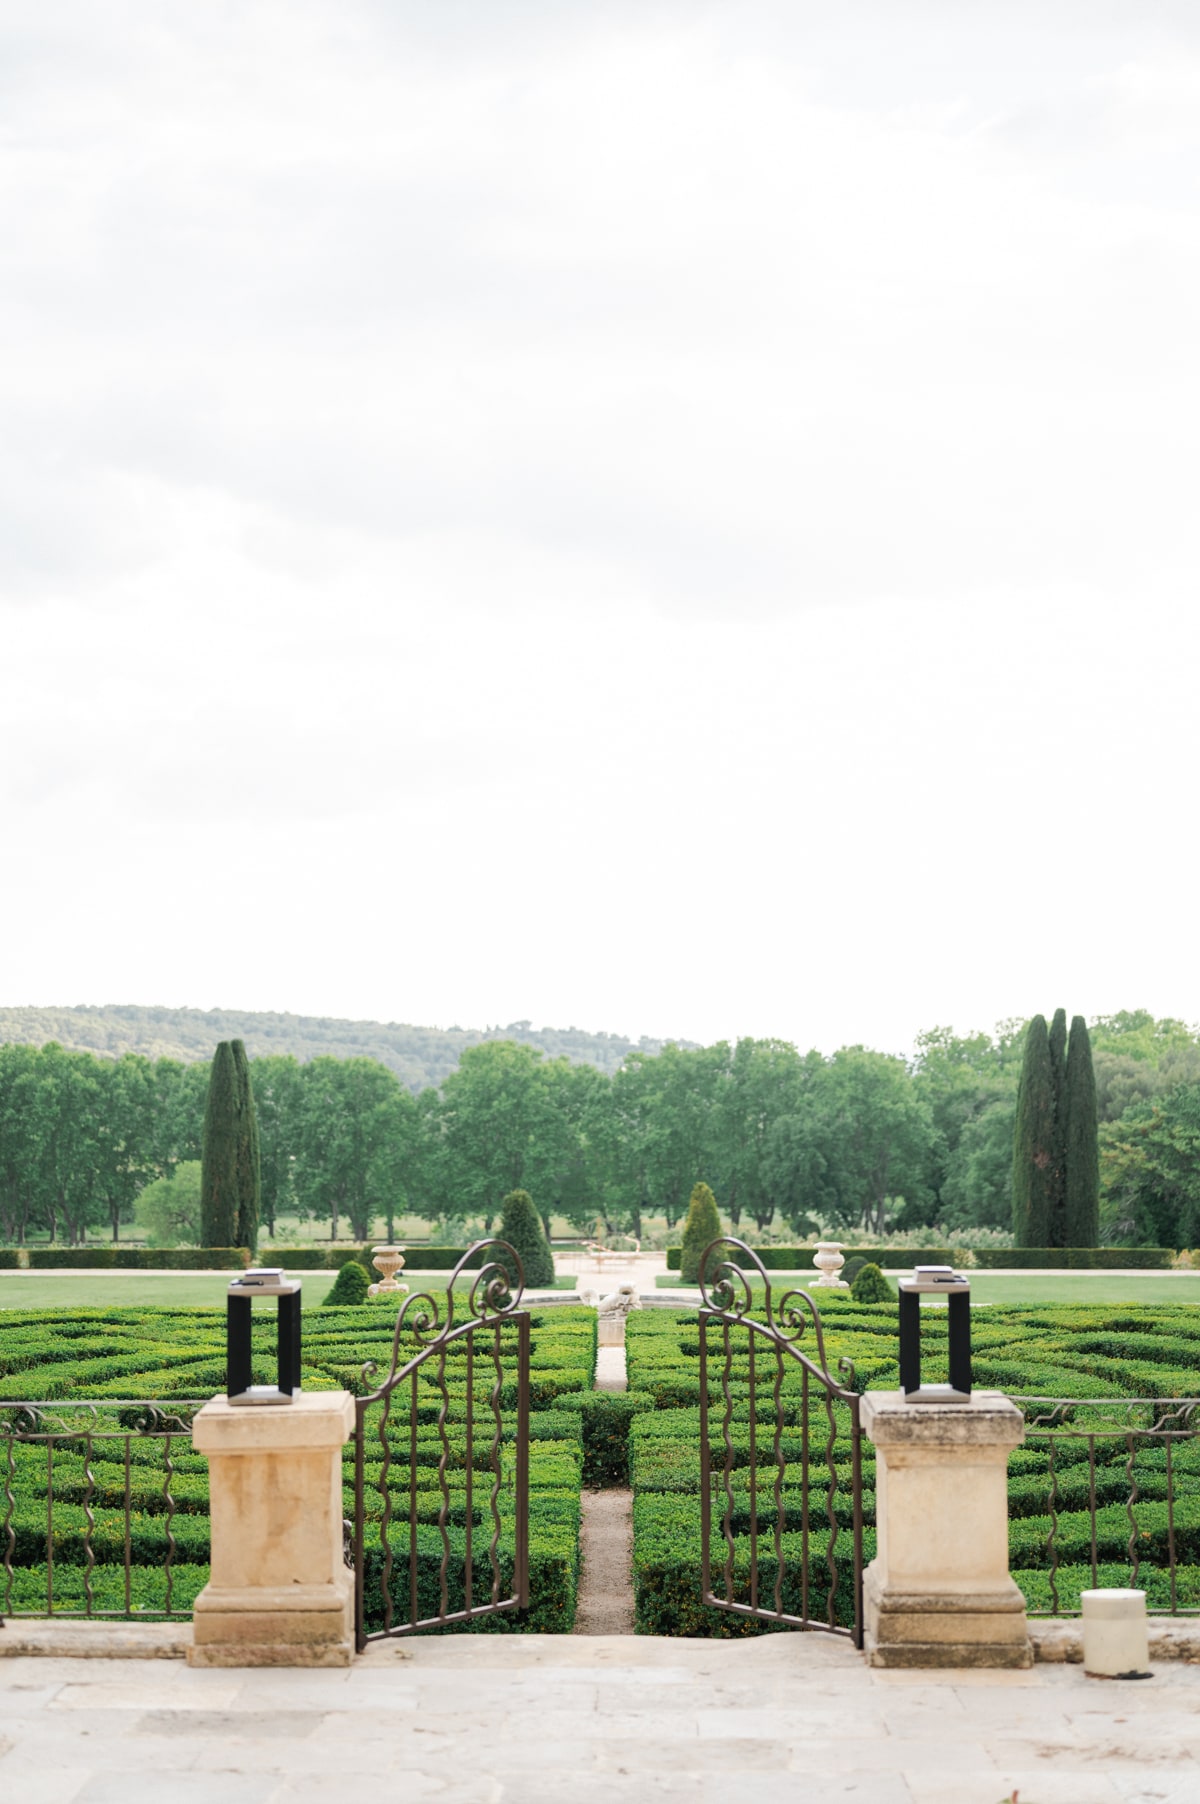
[
  {"xmin": 0, "ymin": 1272, "xmax": 578, "ymax": 1312},
  {"xmin": 654, "ymin": 1271, "xmax": 1200, "ymax": 1307},
  {"xmin": 939, "ymin": 1273, "xmax": 1200, "ymax": 1306}
]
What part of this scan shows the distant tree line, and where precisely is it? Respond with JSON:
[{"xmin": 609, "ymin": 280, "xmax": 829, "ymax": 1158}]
[
  {"xmin": 1, "ymin": 1010, "xmax": 1198, "ymax": 1248},
  {"xmin": 0, "ymin": 1004, "xmax": 688, "ymax": 1090}
]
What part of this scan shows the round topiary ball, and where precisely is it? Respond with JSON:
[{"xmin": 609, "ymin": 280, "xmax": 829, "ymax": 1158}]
[
  {"xmin": 322, "ymin": 1259, "xmax": 370, "ymax": 1308},
  {"xmin": 850, "ymin": 1261, "xmax": 893, "ymax": 1305}
]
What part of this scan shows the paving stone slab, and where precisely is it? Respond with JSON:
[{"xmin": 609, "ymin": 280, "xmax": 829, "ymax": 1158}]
[{"xmin": 3, "ymin": 1630, "xmax": 1200, "ymax": 1800}]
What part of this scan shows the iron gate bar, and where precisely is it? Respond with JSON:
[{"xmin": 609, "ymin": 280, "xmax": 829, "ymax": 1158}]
[
  {"xmin": 697, "ymin": 1236, "xmax": 864, "ymax": 1647},
  {"xmin": 353, "ymin": 1239, "xmax": 530, "ymax": 1650}
]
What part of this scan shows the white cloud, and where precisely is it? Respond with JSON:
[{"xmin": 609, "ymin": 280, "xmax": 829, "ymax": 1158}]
[{"xmin": 2, "ymin": 3, "xmax": 1198, "ymax": 1050}]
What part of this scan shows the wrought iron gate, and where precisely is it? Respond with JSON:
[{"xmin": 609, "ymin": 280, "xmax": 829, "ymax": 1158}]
[
  {"xmin": 353, "ymin": 1240, "xmax": 530, "ymax": 1648},
  {"xmin": 698, "ymin": 1238, "xmax": 865, "ymax": 1645}
]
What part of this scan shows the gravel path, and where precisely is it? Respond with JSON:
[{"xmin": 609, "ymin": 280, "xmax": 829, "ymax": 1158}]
[{"xmin": 574, "ymin": 1490, "xmax": 636, "ymax": 1635}]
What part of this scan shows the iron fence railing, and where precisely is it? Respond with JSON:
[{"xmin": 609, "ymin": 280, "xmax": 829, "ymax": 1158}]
[
  {"xmin": 6, "ymin": 1386, "xmax": 1197, "ymax": 1630},
  {"xmin": 1, "ymin": 1401, "xmax": 206, "ymax": 1621},
  {"xmin": 1011, "ymin": 1397, "xmax": 1200, "ymax": 1616}
]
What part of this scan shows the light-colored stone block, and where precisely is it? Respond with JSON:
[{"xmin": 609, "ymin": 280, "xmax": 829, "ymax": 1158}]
[
  {"xmin": 861, "ymin": 1389, "xmax": 1032, "ymax": 1669},
  {"xmin": 187, "ymin": 1390, "xmax": 356, "ymax": 1668}
]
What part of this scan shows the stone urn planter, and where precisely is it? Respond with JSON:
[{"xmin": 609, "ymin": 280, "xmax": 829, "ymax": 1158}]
[
  {"xmin": 812, "ymin": 1241, "xmax": 850, "ymax": 1289},
  {"xmin": 368, "ymin": 1245, "xmax": 409, "ymax": 1299}
]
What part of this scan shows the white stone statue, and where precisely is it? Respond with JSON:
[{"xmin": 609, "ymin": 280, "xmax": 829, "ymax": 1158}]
[{"xmin": 578, "ymin": 1282, "xmax": 639, "ymax": 1317}]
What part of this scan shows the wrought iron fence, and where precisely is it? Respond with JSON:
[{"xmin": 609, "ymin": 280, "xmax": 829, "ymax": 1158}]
[
  {"xmin": 0, "ymin": 1400, "xmax": 206, "ymax": 1621},
  {"xmin": 1011, "ymin": 1397, "xmax": 1200, "ymax": 1616}
]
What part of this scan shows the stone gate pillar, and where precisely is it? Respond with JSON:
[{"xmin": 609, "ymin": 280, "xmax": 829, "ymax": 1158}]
[
  {"xmin": 860, "ymin": 1390, "xmax": 1032, "ymax": 1668},
  {"xmin": 188, "ymin": 1390, "xmax": 356, "ymax": 1667}
]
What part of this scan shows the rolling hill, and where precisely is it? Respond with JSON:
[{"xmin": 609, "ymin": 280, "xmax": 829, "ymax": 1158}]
[{"xmin": 0, "ymin": 1004, "xmax": 693, "ymax": 1090}]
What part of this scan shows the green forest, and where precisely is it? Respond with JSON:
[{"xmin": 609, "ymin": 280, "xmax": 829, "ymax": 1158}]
[{"xmin": 1, "ymin": 1010, "xmax": 1198, "ymax": 1250}]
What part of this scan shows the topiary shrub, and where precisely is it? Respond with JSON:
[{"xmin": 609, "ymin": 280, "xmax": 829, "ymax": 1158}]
[
  {"xmin": 499, "ymin": 1189, "xmax": 555, "ymax": 1288},
  {"xmin": 850, "ymin": 1262, "xmax": 893, "ymax": 1304},
  {"xmin": 322, "ymin": 1259, "xmax": 370, "ymax": 1307},
  {"xmin": 679, "ymin": 1182, "xmax": 722, "ymax": 1285}
]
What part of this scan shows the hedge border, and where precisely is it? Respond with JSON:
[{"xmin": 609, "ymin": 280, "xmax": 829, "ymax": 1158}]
[
  {"xmin": 261, "ymin": 1246, "xmax": 482, "ymax": 1272},
  {"xmin": 974, "ymin": 1247, "xmax": 1173, "ymax": 1270},
  {"xmin": 6, "ymin": 1245, "xmax": 486, "ymax": 1274},
  {"xmin": 665, "ymin": 1245, "xmax": 957, "ymax": 1272},
  {"xmin": 664, "ymin": 1244, "xmax": 1175, "ymax": 1273},
  {"xmin": 25, "ymin": 1248, "xmax": 249, "ymax": 1271}
]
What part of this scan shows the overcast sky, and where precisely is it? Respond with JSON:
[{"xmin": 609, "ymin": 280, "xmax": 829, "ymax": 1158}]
[{"xmin": 3, "ymin": 2, "xmax": 1198, "ymax": 1057}]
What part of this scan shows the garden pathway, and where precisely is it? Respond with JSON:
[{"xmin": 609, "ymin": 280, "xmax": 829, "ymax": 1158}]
[
  {"xmin": 574, "ymin": 1307, "xmax": 636, "ymax": 1635},
  {"xmin": 573, "ymin": 1491, "xmax": 635, "ymax": 1636}
]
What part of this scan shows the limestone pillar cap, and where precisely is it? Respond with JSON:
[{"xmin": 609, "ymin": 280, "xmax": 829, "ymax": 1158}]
[
  {"xmin": 193, "ymin": 1389, "xmax": 355, "ymax": 1453},
  {"xmin": 860, "ymin": 1389, "xmax": 1025, "ymax": 1450}
]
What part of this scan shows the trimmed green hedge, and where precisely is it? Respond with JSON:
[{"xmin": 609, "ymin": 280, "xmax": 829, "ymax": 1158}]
[
  {"xmin": 0, "ymin": 1302, "xmax": 595, "ymax": 1633},
  {"xmin": 2, "ymin": 1562, "xmax": 209, "ymax": 1617},
  {"xmin": 626, "ymin": 1302, "xmax": 1200, "ymax": 1632},
  {"xmin": 13, "ymin": 1245, "xmax": 490, "ymax": 1273},
  {"xmin": 559, "ymin": 1391, "xmax": 655, "ymax": 1486},
  {"xmin": 1015, "ymin": 1561, "xmax": 1200, "ymax": 1614},
  {"xmin": 665, "ymin": 1245, "xmax": 958, "ymax": 1272},
  {"xmin": 263, "ymin": 1245, "xmax": 484, "ymax": 1272},
  {"xmin": 663, "ymin": 1244, "xmax": 1175, "ymax": 1273},
  {"xmin": 359, "ymin": 1498, "xmax": 579, "ymax": 1635},
  {"xmin": 633, "ymin": 1491, "xmax": 872, "ymax": 1636},
  {"xmin": 26, "ymin": 1247, "xmax": 250, "ymax": 1270},
  {"xmin": 973, "ymin": 1247, "xmax": 1173, "ymax": 1269}
]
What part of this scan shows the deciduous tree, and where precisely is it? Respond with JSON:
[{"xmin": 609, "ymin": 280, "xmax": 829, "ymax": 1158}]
[{"xmin": 135, "ymin": 1161, "xmax": 203, "ymax": 1246}]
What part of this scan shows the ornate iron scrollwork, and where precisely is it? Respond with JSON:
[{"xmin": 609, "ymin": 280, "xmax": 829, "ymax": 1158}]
[
  {"xmin": 696, "ymin": 1234, "xmax": 865, "ymax": 1648},
  {"xmin": 351, "ymin": 1237, "xmax": 531, "ymax": 1648}
]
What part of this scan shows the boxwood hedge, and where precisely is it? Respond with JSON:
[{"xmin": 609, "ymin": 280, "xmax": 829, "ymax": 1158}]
[
  {"xmin": 623, "ymin": 1302, "xmax": 1200, "ymax": 1635},
  {"xmin": 0, "ymin": 1302, "xmax": 595, "ymax": 1632}
]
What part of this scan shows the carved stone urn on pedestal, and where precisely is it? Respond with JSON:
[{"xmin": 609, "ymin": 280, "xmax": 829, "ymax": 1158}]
[
  {"xmin": 368, "ymin": 1246, "xmax": 409, "ymax": 1299},
  {"xmin": 812, "ymin": 1241, "xmax": 850, "ymax": 1289}
]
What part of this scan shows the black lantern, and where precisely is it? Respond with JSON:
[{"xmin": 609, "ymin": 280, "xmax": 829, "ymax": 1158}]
[
  {"xmin": 898, "ymin": 1266, "xmax": 971, "ymax": 1402},
  {"xmin": 226, "ymin": 1269, "xmax": 302, "ymax": 1406}
]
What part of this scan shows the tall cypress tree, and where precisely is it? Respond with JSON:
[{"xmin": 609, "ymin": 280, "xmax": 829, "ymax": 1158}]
[
  {"xmin": 1012, "ymin": 1016, "xmax": 1056, "ymax": 1247},
  {"xmin": 1063, "ymin": 1016, "xmax": 1099, "ymax": 1247},
  {"xmin": 1046, "ymin": 1007, "xmax": 1068, "ymax": 1247},
  {"xmin": 200, "ymin": 1040, "xmax": 260, "ymax": 1253}
]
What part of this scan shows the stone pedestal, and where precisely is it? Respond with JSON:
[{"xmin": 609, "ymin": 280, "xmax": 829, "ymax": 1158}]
[
  {"xmin": 861, "ymin": 1390, "xmax": 1032, "ymax": 1669},
  {"xmin": 188, "ymin": 1390, "xmax": 356, "ymax": 1668}
]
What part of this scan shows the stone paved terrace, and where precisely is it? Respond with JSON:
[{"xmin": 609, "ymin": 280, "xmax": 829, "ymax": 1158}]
[{"xmin": 2, "ymin": 1630, "xmax": 1199, "ymax": 1804}]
